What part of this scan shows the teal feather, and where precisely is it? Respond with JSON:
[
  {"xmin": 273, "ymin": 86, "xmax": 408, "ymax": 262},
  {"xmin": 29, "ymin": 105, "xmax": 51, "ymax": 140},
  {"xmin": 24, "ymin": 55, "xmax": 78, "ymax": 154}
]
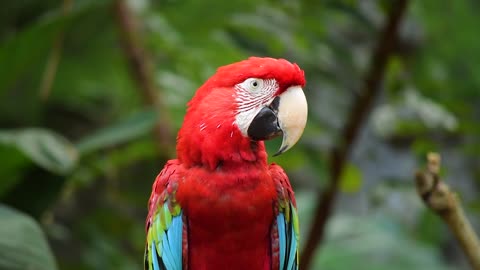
[
  {"xmin": 147, "ymin": 201, "xmax": 183, "ymax": 270},
  {"xmin": 277, "ymin": 201, "xmax": 299, "ymax": 270},
  {"xmin": 152, "ymin": 242, "xmax": 160, "ymax": 270},
  {"xmin": 169, "ymin": 215, "xmax": 183, "ymax": 268},
  {"xmin": 161, "ymin": 230, "xmax": 175, "ymax": 270},
  {"xmin": 277, "ymin": 213, "xmax": 286, "ymax": 270}
]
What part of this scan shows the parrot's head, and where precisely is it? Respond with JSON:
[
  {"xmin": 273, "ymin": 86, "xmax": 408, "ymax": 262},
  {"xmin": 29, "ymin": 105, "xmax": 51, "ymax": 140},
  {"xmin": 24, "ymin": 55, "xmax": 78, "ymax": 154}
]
[{"xmin": 177, "ymin": 57, "xmax": 307, "ymax": 170}]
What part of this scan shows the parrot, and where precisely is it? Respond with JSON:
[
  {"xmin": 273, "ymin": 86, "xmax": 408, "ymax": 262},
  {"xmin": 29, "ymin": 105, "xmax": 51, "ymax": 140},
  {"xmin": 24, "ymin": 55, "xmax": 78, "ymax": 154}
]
[{"xmin": 144, "ymin": 57, "xmax": 308, "ymax": 270}]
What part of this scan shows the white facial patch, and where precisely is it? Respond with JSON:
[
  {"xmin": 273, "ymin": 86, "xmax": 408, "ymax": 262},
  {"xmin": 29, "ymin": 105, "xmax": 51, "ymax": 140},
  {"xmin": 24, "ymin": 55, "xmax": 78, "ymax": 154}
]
[{"xmin": 234, "ymin": 78, "xmax": 278, "ymax": 136}]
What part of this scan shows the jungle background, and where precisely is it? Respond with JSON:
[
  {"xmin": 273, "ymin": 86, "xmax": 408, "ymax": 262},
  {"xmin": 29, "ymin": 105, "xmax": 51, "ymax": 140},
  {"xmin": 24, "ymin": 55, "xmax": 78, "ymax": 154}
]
[{"xmin": 1, "ymin": 0, "xmax": 480, "ymax": 269}]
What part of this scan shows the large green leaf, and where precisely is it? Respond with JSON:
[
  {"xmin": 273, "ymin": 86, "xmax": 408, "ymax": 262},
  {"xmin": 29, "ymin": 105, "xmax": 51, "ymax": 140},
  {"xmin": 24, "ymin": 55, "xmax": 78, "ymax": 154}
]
[
  {"xmin": 0, "ymin": 204, "xmax": 57, "ymax": 270},
  {"xmin": 0, "ymin": 128, "xmax": 78, "ymax": 174},
  {"xmin": 76, "ymin": 109, "xmax": 160, "ymax": 154}
]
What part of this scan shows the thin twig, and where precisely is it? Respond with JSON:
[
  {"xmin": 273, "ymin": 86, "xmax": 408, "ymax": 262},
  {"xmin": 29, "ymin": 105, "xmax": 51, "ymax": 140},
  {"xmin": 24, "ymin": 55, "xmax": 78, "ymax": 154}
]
[
  {"xmin": 300, "ymin": 1, "xmax": 410, "ymax": 269},
  {"xmin": 416, "ymin": 153, "xmax": 480, "ymax": 270},
  {"xmin": 40, "ymin": 0, "xmax": 73, "ymax": 100},
  {"xmin": 113, "ymin": 0, "xmax": 173, "ymax": 152}
]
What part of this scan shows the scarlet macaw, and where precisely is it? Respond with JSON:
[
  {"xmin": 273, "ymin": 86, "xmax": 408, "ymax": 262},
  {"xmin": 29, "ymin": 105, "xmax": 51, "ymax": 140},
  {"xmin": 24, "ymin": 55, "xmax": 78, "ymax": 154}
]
[{"xmin": 144, "ymin": 57, "xmax": 308, "ymax": 270}]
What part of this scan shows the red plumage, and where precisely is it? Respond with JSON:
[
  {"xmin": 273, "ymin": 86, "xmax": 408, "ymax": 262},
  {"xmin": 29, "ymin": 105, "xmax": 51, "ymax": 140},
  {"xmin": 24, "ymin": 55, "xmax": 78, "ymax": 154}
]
[{"xmin": 146, "ymin": 57, "xmax": 304, "ymax": 270}]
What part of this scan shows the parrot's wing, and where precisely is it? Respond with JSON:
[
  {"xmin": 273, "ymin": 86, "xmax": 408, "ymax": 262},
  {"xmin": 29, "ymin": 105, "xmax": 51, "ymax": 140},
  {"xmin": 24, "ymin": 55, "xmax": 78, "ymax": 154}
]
[
  {"xmin": 270, "ymin": 163, "xmax": 299, "ymax": 270},
  {"xmin": 145, "ymin": 160, "xmax": 185, "ymax": 270}
]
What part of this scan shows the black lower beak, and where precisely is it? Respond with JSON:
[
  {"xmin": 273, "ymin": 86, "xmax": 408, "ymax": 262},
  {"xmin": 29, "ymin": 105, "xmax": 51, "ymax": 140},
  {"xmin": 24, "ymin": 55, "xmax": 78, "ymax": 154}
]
[{"xmin": 247, "ymin": 97, "xmax": 281, "ymax": 141}]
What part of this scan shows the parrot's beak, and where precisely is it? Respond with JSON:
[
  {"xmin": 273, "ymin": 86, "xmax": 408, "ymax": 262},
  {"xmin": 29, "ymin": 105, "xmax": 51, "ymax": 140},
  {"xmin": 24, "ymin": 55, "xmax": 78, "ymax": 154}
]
[{"xmin": 247, "ymin": 86, "xmax": 308, "ymax": 156}]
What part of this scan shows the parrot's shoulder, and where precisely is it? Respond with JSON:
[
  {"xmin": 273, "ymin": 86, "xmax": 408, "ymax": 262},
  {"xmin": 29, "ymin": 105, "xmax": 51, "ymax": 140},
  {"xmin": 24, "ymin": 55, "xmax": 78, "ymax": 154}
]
[
  {"xmin": 147, "ymin": 159, "xmax": 183, "ymax": 227},
  {"xmin": 269, "ymin": 163, "xmax": 296, "ymax": 208},
  {"xmin": 154, "ymin": 159, "xmax": 183, "ymax": 189}
]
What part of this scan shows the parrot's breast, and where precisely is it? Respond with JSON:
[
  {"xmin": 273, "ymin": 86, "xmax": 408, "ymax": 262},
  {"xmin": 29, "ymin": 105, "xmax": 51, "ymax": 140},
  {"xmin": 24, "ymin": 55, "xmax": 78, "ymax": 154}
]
[{"xmin": 176, "ymin": 164, "xmax": 277, "ymax": 270}]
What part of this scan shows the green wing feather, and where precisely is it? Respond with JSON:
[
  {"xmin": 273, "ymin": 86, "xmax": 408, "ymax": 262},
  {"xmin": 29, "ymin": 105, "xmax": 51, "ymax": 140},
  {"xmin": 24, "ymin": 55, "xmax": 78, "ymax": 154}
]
[{"xmin": 145, "ymin": 160, "xmax": 184, "ymax": 270}]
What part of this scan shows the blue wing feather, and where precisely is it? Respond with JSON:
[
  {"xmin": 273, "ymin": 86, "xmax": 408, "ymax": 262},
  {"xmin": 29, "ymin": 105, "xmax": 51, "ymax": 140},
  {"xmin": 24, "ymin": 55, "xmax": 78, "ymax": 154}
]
[
  {"xmin": 286, "ymin": 224, "xmax": 297, "ymax": 270},
  {"xmin": 146, "ymin": 204, "xmax": 183, "ymax": 270},
  {"xmin": 276, "ymin": 203, "xmax": 299, "ymax": 270},
  {"xmin": 151, "ymin": 242, "xmax": 161, "ymax": 270},
  {"xmin": 161, "ymin": 230, "xmax": 175, "ymax": 270},
  {"xmin": 277, "ymin": 213, "xmax": 287, "ymax": 270},
  {"xmin": 169, "ymin": 215, "xmax": 183, "ymax": 267}
]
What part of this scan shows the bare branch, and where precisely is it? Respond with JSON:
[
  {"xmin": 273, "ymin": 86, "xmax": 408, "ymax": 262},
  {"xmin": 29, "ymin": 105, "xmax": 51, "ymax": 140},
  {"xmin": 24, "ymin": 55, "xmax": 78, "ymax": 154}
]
[
  {"xmin": 300, "ymin": 1, "xmax": 410, "ymax": 269},
  {"xmin": 113, "ymin": 0, "xmax": 173, "ymax": 152},
  {"xmin": 416, "ymin": 153, "xmax": 480, "ymax": 270},
  {"xmin": 39, "ymin": 0, "xmax": 73, "ymax": 100}
]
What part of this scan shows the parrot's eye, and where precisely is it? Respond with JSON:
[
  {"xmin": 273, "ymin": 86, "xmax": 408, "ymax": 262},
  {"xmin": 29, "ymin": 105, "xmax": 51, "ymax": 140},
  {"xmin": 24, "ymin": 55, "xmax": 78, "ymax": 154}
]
[{"xmin": 243, "ymin": 78, "xmax": 263, "ymax": 92}]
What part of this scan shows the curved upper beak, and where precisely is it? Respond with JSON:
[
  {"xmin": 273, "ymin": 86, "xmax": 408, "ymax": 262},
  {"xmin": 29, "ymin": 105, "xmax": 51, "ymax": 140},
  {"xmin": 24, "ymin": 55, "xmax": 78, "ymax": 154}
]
[{"xmin": 247, "ymin": 86, "xmax": 308, "ymax": 156}]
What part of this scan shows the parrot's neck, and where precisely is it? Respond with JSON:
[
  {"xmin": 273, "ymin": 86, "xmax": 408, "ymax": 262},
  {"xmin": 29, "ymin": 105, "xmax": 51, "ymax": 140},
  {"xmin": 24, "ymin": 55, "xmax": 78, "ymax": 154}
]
[{"xmin": 176, "ymin": 118, "xmax": 268, "ymax": 171}]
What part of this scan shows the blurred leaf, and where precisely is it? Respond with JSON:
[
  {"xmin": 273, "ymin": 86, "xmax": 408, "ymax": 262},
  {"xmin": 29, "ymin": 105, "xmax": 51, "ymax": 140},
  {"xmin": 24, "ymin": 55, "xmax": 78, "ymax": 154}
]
[
  {"xmin": 315, "ymin": 214, "xmax": 452, "ymax": 270},
  {"xmin": 415, "ymin": 210, "xmax": 445, "ymax": 245},
  {"xmin": 371, "ymin": 89, "xmax": 458, "ymax": 138},
  {"xmin": 0, "ymin": 0, "xmax": 109, "ymax": 94},
  {"xmin": 0, "ymin": 128, "xmax": 78, "ymax": 174},
  {"xmin": 412, "ymin": 139, "xmax": 438, "ymax": 157},
  {"xmin": 76, "ymin": 109, "xmax": 159, "ymax": 154},
  {"xmin": 0, "ymin": 147, "xmax": 29, "ymax": 197},
  {"xmin": 0, "ymin": 204, "xmax": 57, "ymax": 270},
  {"xmin": 0, "ymin": 13, "xmax": 65, "ymax": 94},
  {"xmin": 340, "ymin": 163, "xmax": 362, "ymax": 193}
]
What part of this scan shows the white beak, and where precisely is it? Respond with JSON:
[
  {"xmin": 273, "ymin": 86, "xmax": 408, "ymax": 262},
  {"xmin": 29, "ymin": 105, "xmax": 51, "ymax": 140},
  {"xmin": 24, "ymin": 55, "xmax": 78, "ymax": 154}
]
[{"xmin": 274, "ymin": 86, "xmax": 308, "ymax": 155}]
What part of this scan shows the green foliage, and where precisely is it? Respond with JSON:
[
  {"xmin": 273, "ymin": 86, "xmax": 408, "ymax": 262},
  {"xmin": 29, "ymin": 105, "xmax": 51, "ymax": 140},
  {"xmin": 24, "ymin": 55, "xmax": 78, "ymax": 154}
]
[
  {"xmin": 315, "ymin": 214, "xmax": 452, "ymax": 270},
  {"xmin": 0, "ymin": 146, "xmax": 29, "ymax": 197},
  {"xmin": 0, "ymin": 205, "xmax": 57, "ymax": 270},
  {"xmin": 0, "ymin": 0, "xmax": 109, "ymax": 96},
  {"xmin": 76, "ymin": 109, "xmax": 159, "ymax": 154},
  {"xmin": 339, "ymin": 163, "xmax": 363, "ymax": 193},
  {"xmin": 0, "ymin": 0, "xmax": 478, "ymax": 269},
  {"xmin": 0, "ymin": 128, "xmax": 78, "ymax": 174}
]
